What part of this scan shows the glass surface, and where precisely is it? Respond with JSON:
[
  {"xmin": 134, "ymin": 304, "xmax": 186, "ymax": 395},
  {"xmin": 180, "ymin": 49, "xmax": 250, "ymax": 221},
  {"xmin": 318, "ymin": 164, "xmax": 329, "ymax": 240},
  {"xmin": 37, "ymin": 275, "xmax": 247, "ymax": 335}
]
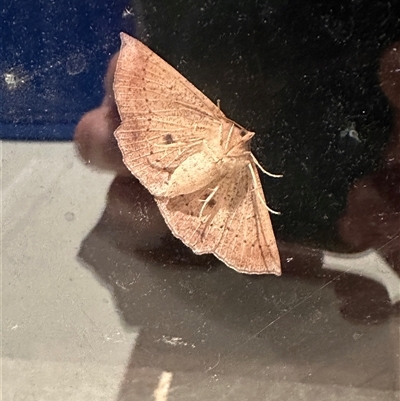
[{"xmin": 3, "ymin": 1, "xmax": 399, "ymax": 400}]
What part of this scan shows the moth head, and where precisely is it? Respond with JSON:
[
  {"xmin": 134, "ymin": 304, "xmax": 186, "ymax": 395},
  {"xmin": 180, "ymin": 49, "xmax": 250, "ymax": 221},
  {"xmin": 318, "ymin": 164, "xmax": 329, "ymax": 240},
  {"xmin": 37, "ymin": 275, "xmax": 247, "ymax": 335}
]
[
  {"xmin": 226, "ymin": 127, "xmax": 255, "ymax": 156},
  {"xmin": 239, "ymin": 129, "xmax": 255, "ymax": 142}
]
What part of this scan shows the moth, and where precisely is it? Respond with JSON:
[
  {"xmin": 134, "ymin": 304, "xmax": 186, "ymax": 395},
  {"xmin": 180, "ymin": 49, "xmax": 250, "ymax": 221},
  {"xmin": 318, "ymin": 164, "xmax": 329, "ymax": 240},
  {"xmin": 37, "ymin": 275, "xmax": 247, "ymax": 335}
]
[{"xmin": 113, "ymin": 33, "xmax": 282, "ymax": 275}]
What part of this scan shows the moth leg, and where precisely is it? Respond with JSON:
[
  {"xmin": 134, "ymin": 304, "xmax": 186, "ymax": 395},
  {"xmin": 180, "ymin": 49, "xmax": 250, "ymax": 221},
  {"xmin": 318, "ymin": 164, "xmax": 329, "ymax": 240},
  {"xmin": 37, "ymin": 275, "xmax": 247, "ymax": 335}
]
[
  {"xmin": 247, "ymin": 163, "xmax": 281, "ymax": 215},
  {"xmin": 199, "ymin": 185, "xmax": 219, "ymax": 218},
  {"xmin": 248, "ymin": 152, "xmax": 283, "ymax": 178},
  {"xmin": 193, "ymin": 200, "xmax": 221, "ymax": 244}
]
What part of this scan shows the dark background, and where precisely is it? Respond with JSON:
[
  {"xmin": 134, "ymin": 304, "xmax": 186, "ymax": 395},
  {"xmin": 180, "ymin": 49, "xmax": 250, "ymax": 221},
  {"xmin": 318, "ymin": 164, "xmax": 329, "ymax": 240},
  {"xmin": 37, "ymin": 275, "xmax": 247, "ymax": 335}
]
[{"xmin": 2, "ymin": 0, "xmax": 399, "ymax": 246}]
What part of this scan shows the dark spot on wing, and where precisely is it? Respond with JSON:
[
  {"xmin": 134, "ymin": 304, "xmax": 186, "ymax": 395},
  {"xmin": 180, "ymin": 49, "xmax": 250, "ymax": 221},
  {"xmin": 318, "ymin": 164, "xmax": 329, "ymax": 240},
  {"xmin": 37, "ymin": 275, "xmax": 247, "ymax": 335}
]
[
  {"xmin": 164, "ymin": 134, "xmax": 174, "ymax": 144},
  {"xmin": 208, "ymin": 199, "xmax": 216, "ymax": 207}
]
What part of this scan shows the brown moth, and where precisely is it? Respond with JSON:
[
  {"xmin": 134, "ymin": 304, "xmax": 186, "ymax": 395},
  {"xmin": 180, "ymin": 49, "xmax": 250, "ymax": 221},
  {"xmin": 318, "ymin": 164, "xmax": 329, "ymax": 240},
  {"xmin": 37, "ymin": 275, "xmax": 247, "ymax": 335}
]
[{"xmin": 113, "ymin": 32, "xmax": 282, "ymax": 275}]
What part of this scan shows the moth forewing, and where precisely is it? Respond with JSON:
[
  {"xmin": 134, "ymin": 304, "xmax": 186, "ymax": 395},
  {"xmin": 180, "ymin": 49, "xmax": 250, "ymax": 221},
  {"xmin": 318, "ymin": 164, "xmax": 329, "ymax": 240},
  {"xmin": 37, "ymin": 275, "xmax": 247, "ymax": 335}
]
[{"xmin": 249, "ymin": 162, "xmax": 281, "ymax": 274}]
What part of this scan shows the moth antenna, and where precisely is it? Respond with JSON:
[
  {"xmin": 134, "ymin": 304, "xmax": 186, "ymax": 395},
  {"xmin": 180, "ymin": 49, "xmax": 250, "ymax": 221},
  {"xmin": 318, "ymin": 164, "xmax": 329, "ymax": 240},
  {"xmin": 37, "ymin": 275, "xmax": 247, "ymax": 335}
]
[
  {"xmin": 201, "ymin": 140, "xmax": 220, "ymax": 163},
  {"xmin": 247, "ymin": 163, "xmax": 281, "ymax": 215},
  {"xmin": 263, "ymin": 198, "xmax": 281, "ymax": 215},
  {"xmin": 250, "ymin": 153, "xmax": 283, "ymax": 178},
  {"xmin": 225, "ymin": 124, "xmax": 235, "ymax": 151}
]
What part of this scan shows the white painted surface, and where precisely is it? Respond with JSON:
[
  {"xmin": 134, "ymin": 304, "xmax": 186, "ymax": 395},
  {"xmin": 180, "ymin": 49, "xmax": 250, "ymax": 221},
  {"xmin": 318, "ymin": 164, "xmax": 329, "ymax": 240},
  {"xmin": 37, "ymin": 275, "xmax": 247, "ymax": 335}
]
[{"xmin": 2, "ymin": 141, "xmax": 138, "ymax": 401}]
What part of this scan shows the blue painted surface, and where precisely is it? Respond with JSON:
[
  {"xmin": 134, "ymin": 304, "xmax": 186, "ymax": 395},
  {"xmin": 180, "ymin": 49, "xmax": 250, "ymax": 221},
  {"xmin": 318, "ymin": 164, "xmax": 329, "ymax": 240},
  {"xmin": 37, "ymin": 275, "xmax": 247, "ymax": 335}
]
[
  {"xmin": 1, "ymin": 0, "xmax": 134, "ymax": 140},
  {"xmin": 0, "ymin": 124, "xmax": 77, "ymax": 141}
]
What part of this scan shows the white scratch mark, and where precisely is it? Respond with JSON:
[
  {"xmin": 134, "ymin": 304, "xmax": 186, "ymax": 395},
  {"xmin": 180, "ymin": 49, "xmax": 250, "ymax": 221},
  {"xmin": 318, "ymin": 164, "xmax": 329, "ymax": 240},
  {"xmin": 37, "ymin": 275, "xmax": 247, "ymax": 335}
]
[
  {"xmin": 115, "ymin": 281, "xmax": 127, "ymax": 290},
  {"xmin": 154, "ymin": 371, "xmax": 173, "ymax": 401},
  {"xmin": 160, "ymin": 335, "xmax": 188, "ymax": 346},
  {"xmin": 205, "ymin": 353, "xmax": 221, "ymax": 373},
  {"xmin": 122, "ymin": 7, "xmax": 135, "ymax": 18}
]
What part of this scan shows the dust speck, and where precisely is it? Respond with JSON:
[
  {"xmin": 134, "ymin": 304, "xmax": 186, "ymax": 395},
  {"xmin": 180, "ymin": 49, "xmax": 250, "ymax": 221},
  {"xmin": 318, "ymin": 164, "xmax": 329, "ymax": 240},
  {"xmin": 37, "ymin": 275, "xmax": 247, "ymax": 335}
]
[
  {"xmin": 66, "ymin": 53, "xmax": 86, "ymax": 75},
  {"xmin": 64, "ymin": 212, "xmax": 75, "ymax": 222},
  {"xmin": 3, "ymin": 68, "xmax": 30, "ymax": 90}
]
